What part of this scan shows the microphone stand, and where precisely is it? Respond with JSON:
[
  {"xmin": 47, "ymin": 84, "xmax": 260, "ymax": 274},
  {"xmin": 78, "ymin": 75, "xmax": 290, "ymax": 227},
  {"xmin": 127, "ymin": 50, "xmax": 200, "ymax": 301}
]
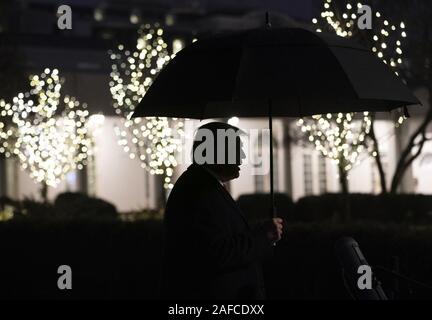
[{"xmin": 372, "ymin": 265, "xmax": 432, "ymax": 299}]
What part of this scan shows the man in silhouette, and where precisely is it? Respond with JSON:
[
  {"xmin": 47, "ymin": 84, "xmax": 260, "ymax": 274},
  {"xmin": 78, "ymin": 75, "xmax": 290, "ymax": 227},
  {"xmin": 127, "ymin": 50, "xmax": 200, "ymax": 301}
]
[{"xmin": 160, "ymin": 122, "xmax": 283, "ymax": 300}]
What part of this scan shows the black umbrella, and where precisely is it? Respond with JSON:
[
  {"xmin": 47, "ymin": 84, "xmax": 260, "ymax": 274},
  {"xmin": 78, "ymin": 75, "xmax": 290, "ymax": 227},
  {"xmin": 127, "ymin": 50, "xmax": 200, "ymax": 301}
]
[{"xmin": 132, "ymin": 26, "xmax": 420, "ymax": 218}]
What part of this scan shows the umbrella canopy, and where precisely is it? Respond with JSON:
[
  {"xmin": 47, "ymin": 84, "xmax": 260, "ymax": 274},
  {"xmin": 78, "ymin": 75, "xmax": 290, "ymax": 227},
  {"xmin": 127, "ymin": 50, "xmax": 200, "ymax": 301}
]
[
  {"xmin": 133, "ymin": 27, "xmax": 419, "ymax": 119},
  {"xmin": 132, "ymin": 27, "xmax": 420, "ymax": 218}
]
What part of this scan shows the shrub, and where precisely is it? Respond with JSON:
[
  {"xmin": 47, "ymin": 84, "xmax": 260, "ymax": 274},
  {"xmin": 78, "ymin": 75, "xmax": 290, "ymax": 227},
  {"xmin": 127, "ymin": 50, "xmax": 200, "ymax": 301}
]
[
  {"xmin": 119, "ymin": 209, "xmax": 163, "ymax": 221},
  {"xmin": 2, "ymin": 193, "xmax": 119, "ymax": 221},
  {"xmin": 1, "ymin": 220, "xmax": 431, "ymax": 299},
  {"xmin": 294, "ymin": 193, "xmax": 432, "ymax": 223},
  {"xmin": 54, "ymin": 192, "xmax": 118, "ymax": 220},
  {"xmin": 237, "ymin": 193, "xmax": 295, "ymax": 222}
]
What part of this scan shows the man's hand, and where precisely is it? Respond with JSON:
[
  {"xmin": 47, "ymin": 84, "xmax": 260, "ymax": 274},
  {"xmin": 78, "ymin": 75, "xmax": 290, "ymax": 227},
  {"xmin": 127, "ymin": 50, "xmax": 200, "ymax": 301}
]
[{"xmin": 263, "ymin": 218, "xmax": 284, "ymax": 243}]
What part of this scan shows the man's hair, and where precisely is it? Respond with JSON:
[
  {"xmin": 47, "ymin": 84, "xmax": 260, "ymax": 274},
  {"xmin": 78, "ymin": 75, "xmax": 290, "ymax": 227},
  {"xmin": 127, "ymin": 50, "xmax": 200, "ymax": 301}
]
[{"xmin": 192, "ymin": 122, "xmax": 244, "ymax": 165}]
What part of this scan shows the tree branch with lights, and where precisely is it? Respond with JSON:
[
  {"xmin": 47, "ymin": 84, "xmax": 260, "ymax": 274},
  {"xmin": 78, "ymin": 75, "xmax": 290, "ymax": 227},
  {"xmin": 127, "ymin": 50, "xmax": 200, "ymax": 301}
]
[
  {"xmin": 301, "ymin": 0, "xmax": 408, "ymax": 194},
  {"xmin": 108, "ymin": 23, "xmax": 184, "ymax": 202},
  {"xmin": 374, "ymin": 0, "xmax": 432, "ymax": 194}
]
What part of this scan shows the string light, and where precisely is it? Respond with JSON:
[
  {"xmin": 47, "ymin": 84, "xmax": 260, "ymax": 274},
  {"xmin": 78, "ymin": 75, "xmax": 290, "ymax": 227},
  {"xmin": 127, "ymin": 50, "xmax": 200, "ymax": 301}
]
[
  {"xmin": 108, "ymin": 23, "xmax": 184, "ymax": 189},
  {"xmin": 297, "ymin": 113, "xmax": 371, "ymax": 171}
]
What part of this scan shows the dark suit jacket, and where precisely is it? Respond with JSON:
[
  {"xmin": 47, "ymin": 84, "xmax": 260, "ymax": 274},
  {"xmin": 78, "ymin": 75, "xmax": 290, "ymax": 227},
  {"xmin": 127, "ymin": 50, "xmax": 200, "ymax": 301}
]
[{"xmin": 160, "ymin": 164, "xmax": 273, "ymax": 300}]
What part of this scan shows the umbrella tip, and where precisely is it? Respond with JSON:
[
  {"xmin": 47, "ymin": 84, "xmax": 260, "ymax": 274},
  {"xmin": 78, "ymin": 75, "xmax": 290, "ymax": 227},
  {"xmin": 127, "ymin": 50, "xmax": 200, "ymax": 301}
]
[{"xmin": 265, "ymin": 12, "xmax": 272, "ymax": 29}]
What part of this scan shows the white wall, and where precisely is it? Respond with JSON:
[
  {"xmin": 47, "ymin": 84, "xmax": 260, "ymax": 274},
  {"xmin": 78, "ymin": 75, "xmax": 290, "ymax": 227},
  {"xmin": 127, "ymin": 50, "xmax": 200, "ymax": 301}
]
[{"xmin": 92, "ymin": 116, "xmax": 157, "ymax": 211}]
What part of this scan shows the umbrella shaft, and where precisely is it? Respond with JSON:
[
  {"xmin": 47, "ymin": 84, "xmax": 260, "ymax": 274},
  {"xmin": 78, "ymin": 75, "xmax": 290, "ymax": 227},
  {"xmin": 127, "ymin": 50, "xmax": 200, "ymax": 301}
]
[{"xmin": 268, "ymin": 99, "xmax": 276, "ymax": 218}]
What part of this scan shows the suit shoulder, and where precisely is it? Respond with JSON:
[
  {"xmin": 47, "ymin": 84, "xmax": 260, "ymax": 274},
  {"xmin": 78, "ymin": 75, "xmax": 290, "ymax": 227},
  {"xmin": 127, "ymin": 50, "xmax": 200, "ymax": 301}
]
[
  {"xmin": 175, "ymin": 165, "xmax": 215, "ymax": 190},
  {"xmin": 166, "ymin": 165, "xmax": 219, "ymax": 210}
]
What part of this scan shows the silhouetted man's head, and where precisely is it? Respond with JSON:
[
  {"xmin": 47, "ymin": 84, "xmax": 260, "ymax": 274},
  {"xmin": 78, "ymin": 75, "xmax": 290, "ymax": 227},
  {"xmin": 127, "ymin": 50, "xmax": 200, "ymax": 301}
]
[{"xmin": 192, "ymin": 122, "xmax": 246, "ymax": 182}]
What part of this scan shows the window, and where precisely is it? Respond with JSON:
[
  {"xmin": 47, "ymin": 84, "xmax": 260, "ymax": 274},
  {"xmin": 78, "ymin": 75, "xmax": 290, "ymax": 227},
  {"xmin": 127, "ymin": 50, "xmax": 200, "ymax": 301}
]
[
  {"xmin": 254, "ymin": 133, "xmax": 279, "ymax": 193},
  {"xmin": 303, "ymin": 154, "xmax": 313, "ymax": 195},
  {"xmin": 318, "ymin": 155, "xmax": 327, "ymax": 194},
  {"xmin": 254, "ymin": 133, "xmax": 264, "ymax": 193}
]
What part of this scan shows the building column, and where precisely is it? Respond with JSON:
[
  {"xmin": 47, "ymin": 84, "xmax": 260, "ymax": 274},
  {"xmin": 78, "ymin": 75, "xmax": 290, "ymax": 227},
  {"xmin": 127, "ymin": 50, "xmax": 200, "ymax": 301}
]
[
  {"xmin": 155, "ymin": 174, "xmax": 167, "ymax": 210},
  {"xmin": 78, "ymin": 166, "xmax": 88, "ymax": 195},
  {"xmin": 0, "ymin": 155, "xmax": 6, "ymax": 197}
]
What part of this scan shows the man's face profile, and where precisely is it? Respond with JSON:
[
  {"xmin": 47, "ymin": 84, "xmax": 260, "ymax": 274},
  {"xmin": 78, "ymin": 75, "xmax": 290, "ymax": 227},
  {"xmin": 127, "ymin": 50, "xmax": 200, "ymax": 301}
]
[
  {"xmin": 192, "ymin": 124, "xmax": 246, "ymax": 182},
  {"xmin": 217, "ymin": 138, "xmax": 246, "ymax": 182}
]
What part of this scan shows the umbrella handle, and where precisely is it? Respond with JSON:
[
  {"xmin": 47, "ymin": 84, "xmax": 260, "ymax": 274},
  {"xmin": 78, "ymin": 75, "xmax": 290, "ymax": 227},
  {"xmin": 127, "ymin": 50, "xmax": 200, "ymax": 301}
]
[{"xmin": 269, "ymin": 98, "xmax": 277, "ymax": 247}]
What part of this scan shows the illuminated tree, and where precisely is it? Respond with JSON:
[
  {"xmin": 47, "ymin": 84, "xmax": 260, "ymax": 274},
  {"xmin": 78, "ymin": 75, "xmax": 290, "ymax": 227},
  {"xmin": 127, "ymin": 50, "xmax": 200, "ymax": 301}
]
[
  {"xmin": 10, "ymin": 68, "xmax": 93, "ymax": 201},
  {"xmin": 108, "ymin": 23, "xmax": 184, "ymax": 193},
  {"xmin": 297, "ymin": 113, "xmax": 371, "ymax": 194},
  {"xmin": 299, "ymin": 0, "xmax": 408, "ymax": 194},
  {"xmin": 376, "ymin": 0, "xmax": 432, "ymax": 193}
]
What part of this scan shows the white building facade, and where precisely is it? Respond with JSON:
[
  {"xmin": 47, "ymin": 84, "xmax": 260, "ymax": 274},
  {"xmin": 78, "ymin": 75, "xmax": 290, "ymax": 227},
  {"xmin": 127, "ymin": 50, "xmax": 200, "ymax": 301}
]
[{"xmin": 4, "ymin": 109, "xmax": 432, "ymax": 212}]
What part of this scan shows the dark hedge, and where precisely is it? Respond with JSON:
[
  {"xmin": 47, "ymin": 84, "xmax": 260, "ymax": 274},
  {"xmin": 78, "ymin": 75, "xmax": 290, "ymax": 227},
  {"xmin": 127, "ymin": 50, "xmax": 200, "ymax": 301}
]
[
  {"xmin": 238, "ymin": 193, "xmax": 432, "ymax": 224},
  {"xmin": 1, "ymin": 220, "xmax": 431, "ymax": 299}
]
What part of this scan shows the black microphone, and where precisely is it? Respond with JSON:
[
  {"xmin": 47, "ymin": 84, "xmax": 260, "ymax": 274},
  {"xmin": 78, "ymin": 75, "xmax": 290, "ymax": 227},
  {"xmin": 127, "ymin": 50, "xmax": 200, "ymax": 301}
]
[{"xmin": 334, "ymin": 237, "xmax": 388, "ymax": 300}]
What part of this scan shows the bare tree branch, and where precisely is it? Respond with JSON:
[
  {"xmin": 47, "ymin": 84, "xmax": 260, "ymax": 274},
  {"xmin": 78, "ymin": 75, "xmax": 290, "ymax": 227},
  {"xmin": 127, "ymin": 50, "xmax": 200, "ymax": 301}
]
[
  {"xmin": 368, "ymin": 113, "xmax": 388, "ymax": 194},
  {"xmin": 391, "ymin": 106, "xmax": 432, "ymax": 193}
]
